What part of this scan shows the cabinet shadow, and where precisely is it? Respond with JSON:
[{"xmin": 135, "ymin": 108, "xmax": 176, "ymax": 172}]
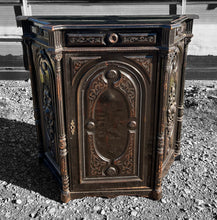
[{"xmin": 0, "ymin": 118, "xmax": 61, "ymax": 202}]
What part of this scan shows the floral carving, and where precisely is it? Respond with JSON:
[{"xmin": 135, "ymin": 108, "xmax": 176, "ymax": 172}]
[
  {"xmin": 39, "ymin": 51, "xmax": 56, "ymax": 160},
  {"xmin": 127, "ymin": 56, "xmax": 153, "ymax": 81},
  {"xmin": 167, "ymin": 83, "xmax": 176, "ymax": 137},
  {"xmin": 73, "ymin": 60, "xmax": 89, "ymax": 74},
  {"xmin": 114, "ymin": 74, "xmax": 136, "ymax": 117},
  {"xmin": 165, "ymin": 47, "xmax": 180, "ymax": 155},
  {"xmin": 67, "ymin": 34, "xmax": 105, "ymax": 46},
  {"xmin": 88, "ymin": 74, "xmax": 108, "ymax": 118},
  {"xmin": 120, "ymin": 33, "xmax": 156, "ymax": 45},
  {"xmin": 88, "ymin": 134, "xmax": 107, "ymax": 177},
  {"xmin": 115, "ymin": 133, "xmax": 136, "ymax": 175}
]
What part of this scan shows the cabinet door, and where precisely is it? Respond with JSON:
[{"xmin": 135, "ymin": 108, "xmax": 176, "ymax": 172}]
[{"xmin": 64, "ymin": 53, "xmax": 157, "ymax": 191}]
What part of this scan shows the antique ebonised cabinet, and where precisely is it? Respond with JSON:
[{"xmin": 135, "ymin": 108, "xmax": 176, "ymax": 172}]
[{"xmin": 19, "ymin": 15, "xmax": 197, "ymax": 202}]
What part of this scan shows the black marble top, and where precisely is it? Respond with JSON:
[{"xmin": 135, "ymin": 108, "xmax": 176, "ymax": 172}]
[{"xmin": 18, "ymin": 15, "xmax": 198, "ymax": 30}]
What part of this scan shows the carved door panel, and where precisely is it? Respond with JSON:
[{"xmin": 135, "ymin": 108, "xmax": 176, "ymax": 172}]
[{"xmin": 64, "ymin": 54, "xmax": 156, "ymax": 191}]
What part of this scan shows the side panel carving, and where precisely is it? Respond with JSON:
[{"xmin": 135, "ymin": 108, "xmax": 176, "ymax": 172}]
[
  {"xmin": 32, "ymin": 47, "xmax": 57, "ymax": 161},
  {"xmin": 164, "ymin": 46, "xmax": 181, "ymax": 159}
]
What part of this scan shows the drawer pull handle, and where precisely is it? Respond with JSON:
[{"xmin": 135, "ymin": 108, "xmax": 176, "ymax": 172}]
[{"xmin": 108, "ymin": 33, "xmax": 119, "ymax": 44}]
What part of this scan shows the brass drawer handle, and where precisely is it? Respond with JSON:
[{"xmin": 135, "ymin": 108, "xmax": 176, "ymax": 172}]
[{"xmin": 108, "ymin": 33, "xmax": 119, "ymax": 44}]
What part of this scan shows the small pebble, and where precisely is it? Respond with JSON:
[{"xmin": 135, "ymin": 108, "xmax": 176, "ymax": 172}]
[
  {"xmin": 49, "ymin": 207, "xmax": 56, "ymax": 215},
  {"xmin": 16, "ymin": 199, "xmax": 22, "ymax": 205},
  {"xmin": 93, "ymin": 205, "xmax": 102, "ymax": 212},
  {"xmin": 29, "ymin": 213, "xmax": 36, "ymax": 218},
  {"xmin": 195, "ymin": 199, "xmax": 204, "ymax": 206},
  {"xmin": 131, "ymin": 210, "xmax": 138, "ymax": 217},
  {"xmin": 101, "ymin": 209, "xmax": 106, "ymax": 215},
  {"xmin": 184, "ymin": 188, "xmax": 191, "ymax": 194},
  {"xmin": 161, "ymin": 198, "xmax": 167, "ymax": 204}
]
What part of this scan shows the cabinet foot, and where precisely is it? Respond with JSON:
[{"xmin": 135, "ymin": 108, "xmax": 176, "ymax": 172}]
[
  {"xmin": 38, "ymin": 152, "xmax": 44, "ymax": 164},
  {"xmin": 61, "ymin": 191, "xmax": 71, "ymax": 203},
  {"xmin": 174, "ymin": 154, "xmax": 182, "ymax": 161},
  {"xmin": 151, "ymin": 189, "xmax": 162, "ymax": 200}
]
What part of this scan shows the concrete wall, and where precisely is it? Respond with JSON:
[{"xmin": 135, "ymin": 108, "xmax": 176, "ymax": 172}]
[
  {"xmin": 181, "ymin": 4, "xmax": 217, "ymax": 56},
  {"xmin": 0, "ymin": 3, "xmax": 217, "ymax": 56}
]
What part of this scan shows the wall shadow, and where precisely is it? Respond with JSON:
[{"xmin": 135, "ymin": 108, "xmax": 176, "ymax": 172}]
[{"xmin": 0, "ymin": 118, "xmax": 61, "ymax": 202}]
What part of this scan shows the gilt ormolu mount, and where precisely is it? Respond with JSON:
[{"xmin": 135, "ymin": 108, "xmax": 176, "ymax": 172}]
[{"xmin": 19, "ymin": 15, "xmax": 197, "ymax": 202}]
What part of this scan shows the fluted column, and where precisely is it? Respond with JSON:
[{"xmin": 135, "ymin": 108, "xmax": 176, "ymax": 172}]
[{"xmin": 152, "ymin": 51, "xmax": 172, "ymax": 200}]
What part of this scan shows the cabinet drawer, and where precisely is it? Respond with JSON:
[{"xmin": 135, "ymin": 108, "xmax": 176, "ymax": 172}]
[{"xmin": 66, "ymin": 32, "xmax": 157, "ymax": 47}]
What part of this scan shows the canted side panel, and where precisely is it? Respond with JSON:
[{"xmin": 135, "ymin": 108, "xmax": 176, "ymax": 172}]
[
  {"xmin": 163, "ymin": 43, "xmax": 184, "ymax": 165},
  {"xmin": 31, "ymin": 44, "xmax": 59, "ymax": 166},
  {"xmin": 78, "ymin": 62, "xmax": 142, "ymax": 182}
]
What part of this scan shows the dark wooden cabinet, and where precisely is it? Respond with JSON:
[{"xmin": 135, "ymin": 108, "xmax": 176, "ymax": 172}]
[{"xmin": 19, "ymin": 15, "xmax": 197, "ymax": 202}]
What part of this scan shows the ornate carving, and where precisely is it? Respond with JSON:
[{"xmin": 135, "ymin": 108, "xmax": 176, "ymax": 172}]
[
  {"xmin": 59, "ymin": 135, "xmax": 67, "ymax": 150},
  {"xmin": 184, "ymin": 37, "xmax": 192, "ymax": 46},
  {"xmin": 126, "ymin": 56, "xmax": 153, "ymax": 81},
  {"xmin": 167, "ymin": 83, "xmax": 177, "ymax": 137},
  {"xmin": 70, "ymin": 57, "xmax": 101, "ymax": 86},
  {"xmin": 114, "ymin": 133, "xmax": 136, "ymax": 175},
  {"xmin": 157, "ymin": 135, "xmax": 164, "ymax": 154},
  {"xmin": 104, "ymin": 165, "xmax": 118, "ymax": 176},
  {"xmin": 88, "ymin": 74, "xmax": 108, "ymax": 118},
  {"xmin": 120, "ymin": 33, "xmax": 156, "ymax": 45},
  {"xmin": 105, "ymin": 69, "xmax": 119, "ymax": 80},
  {"xmin": 51, "ymin": 53, "xmax": 62, "ymax": 63},
  {"xmin": 114, "ymin": 74, "xmax": 136, "ymax": 117},
  {"xmin": 73, "ymin": 60, "xmax": 89, "ymax": 74},
  {"xmin": 39, "ymin": 50, "xmax": 56, "ymax": 159},
  {"xmin": 62, "ymin": 174, "xmax": 69, "ymax": 192},
  {"xmin": 88, "ymin": 134, "xmax": 107, "ymax": 177},
  {"xmin": 81, "ymin": 63, "xmax": 140, "ymax": 179},
  {"xmin": 165, "ymin": 47, "xmax": 180, "ymax": 156},
  {"xmin": 67, "ymin": 33, "xmax": 106, "ymax": 46}
]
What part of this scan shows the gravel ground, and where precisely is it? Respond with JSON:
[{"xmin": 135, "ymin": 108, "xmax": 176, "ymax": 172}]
[{"xmin": 0, "ymin": 80, "xmax": 216, "ymax": 220}]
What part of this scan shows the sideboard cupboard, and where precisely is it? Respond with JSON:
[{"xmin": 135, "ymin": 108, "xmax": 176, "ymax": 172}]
[{"xmin": 19, "ymin": 15, "xmax": 197, "ymax": 202}]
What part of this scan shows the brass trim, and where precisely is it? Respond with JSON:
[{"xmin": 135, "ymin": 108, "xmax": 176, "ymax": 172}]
[{"xmin": 70, "ymin": 120, "xmax": 75, "ymax": 135}]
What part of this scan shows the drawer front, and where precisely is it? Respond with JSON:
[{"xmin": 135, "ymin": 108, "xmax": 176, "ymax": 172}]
[{"xmin": 66, "ymin": 32, "xmax": 157, "ymax": 47}]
